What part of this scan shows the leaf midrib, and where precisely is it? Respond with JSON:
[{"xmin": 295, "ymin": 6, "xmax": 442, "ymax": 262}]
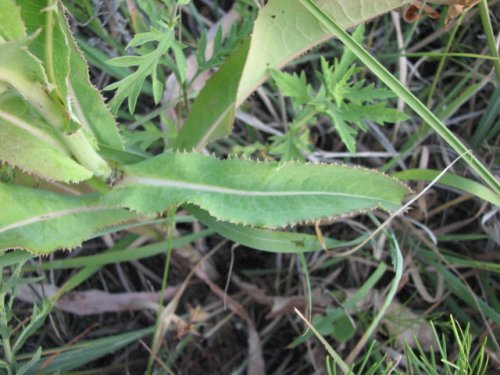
[
  {"xmin": 0, "ymin": 108, "xmax": 66, "ymax": 151},
  {"xmin": 0, "ymin": 205, "xmax": 115, "ymax": 234},
  {"xmin": 120, "ymin": 176, "xmax": 391, "ymax": 203}
]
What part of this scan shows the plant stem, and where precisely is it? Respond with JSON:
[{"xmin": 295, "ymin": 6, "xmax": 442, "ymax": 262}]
[
  {"xmin": 146, "ymin": 208, "xmax": 176, "ymax": 374},
  {"xmin": 299, "ymin": 0, "xmax": 500, "ymax": 196},
  {"xmin": 479, "ymin": 0, "xmax": 500, "ymax": 82},
  {"xmin": 5, "ymin": 77, "xmax": 111, "ymax": 178}
]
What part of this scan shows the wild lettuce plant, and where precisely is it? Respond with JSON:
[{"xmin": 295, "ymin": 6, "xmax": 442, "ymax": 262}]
[{"xmin": 0, "ymin": 0, "xmax": 417, "ymax": 255}]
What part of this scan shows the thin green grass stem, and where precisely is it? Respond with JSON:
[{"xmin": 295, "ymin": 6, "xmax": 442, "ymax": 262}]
[
  {"xmin": 344, "ymin": 216, "xmax": 403, "ymax": 364},
  {"xmin": 420, "ymin": 14, "xmax": 463, "ymax": 138},
  {"xmin": 147, "ymin": 208, "xmax": 176, "ymax": 374},
  {"xmin": 298, "ymin": 252, "xmax": 313, "ymax": 324},
  {"xmin": 299, "ymin": 0, "xmax": 500, "ymax": 195},
  {"xmin": 479, "ymin": 0, "xmax": 500, "ymax": 81}
]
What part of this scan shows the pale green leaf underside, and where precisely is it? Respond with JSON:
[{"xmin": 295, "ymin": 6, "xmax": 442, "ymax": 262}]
[
  {"xmin": 0, "ymin": 95, "xmax": 92, "ymax": 182},
  {"xmin": 17, "ymin": 0, "xmax": 124, "ymax": 150},
  {"xmin": 177, "ymin": 0, "xmax": 412, "ymax": 152},
  {"xmin": 0, "ymin": 36, "xmax": 112, "ymax": 179},
  {"xmin": 0, "ymin": 0, "xmax": 25, "ymax": 41},
  {"xmin": 107, "ymin": 152, "xmax": 410, "ymax": 228},
  {"xmin": 236, "ymin": 0, "xmax": 412, "ymax": 104},
  {"xmin": 18, "ymin": 0, "xmax": 71, "ymax": 109},
  {"xmin": 0, "ymin": 183, "xmax": 137, "ymax": 254}
]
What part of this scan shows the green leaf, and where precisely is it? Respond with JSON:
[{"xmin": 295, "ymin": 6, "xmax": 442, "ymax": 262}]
[
  {"xmin": 270, "ymin": 69, "xmax": 312, "ymax": 105},
  {"xmin": 0, "ymin": 39, "xmax": 52, "ymax": 104},
  {"xmin": 314, "ymin": 55, "xmax": 409, "ymax": 152},
  {"xmin": 0, "ymin": 95, "xmax": 92, "ymax": 182},
  {"xmin": 106, "ymin": 151, "xmax": 410, "ymax": 228},
  {"xmin": 0, "ymin": 0, "xmax": 26, "ymax": 41},
  {"xmin": 23, "ymin": 327, "xmax": 153, "ymax": 374},
  {"xmin": 344, "ymin": 103, "xmax": 409, "ymax": 125},
  {"xmin": 105, "ymin": 28, "xmax": 174, "ymax": 114},
  {"xmin": 0, "ymin": 183, "xmax": 137, "ymax": 254},
  {"xmin": 345, "ymin": 83, "xmax": 395, "ymax": 102},
  {"xmin": 25, "ymin": 230, "xmax": 212, "ymax": 271},
  {"xmin": 176, "ymin": 0, "xmax": 412, "ymax": 151},
  {"xmin": 245, "ymin": 20, "xmax": 407, "ymax": 156},
  {"xmin": 299, "ymin": 0, "xmax": 500, "ymax": 195},
  {"xmin": 14, "ymin": 0, "xmax": 123, "ymax": 151},
  {"xmin": 18, "ymin": 0, "xmax": 71, "ymax": 110},
  {"xmin": 392, "ymin": 169, "xmax": 500, "ymax": 206},
  {"xmin": 174, "ymin": 39, "xmax": 250, "ymax": 151},
  {"xmin": 187, "ymin": 205, "xmax": 351, "ymax": 253},
  {"xmin": 236, "ymin": 0, "xmax": 413, "ymax": 105},
  {"xmin": 58, "ymin": 7, "xmax": 125, "ymax": 150},
  {"xmin": 0, "ymin": 38, "xmax": 112, "ymax": 178},
  {"xmin": 330, "ymin": 25, "xmax": 364, "ymax": 83},
  {"xmin": 171, "ymin": 41, "xmax": 187, "ymax": 84},
  {"xmin": 269, "ymin": 124, "xmax": 311, "ymax": 161},
  {"xmin": 325, "ymin": 107, "xmax": 357, "ymax": 154}
]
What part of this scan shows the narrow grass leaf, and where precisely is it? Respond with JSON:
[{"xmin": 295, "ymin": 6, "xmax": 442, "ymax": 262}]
[
  {"xmin": 187, "ymin": 205, "xmax": 351, "ymax": 253},
  {"xmin": 26, "ymin": 230, "xmax": 213, "ymax": 271},
  {"xmin": 290, "ymin": 262, "xmax": 387, "ymax": 347},
  {"xmin": 432, "ymin": 262, "xmax": 500, "ymax": 323},
  {"xmin": 471, "ymin": 86, "xmax": 500, "ymax": 148},
  {"xmin": 236, "ymin": 0, "xmax": 413, "ymax": 105},
  {"xmin": 393, "ymin": 169, "xmax": 500, "ymax": 206},
  {"xmin": 299, "ymin": 0, "xmax": 500, "ymax": 196},
  {"xmin": 24, "ymin": 328, "xmax": 153, "ymax": 375}
]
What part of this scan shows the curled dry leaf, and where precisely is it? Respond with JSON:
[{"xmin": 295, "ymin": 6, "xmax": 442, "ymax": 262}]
[
  {"xmin": 403, "ymin": 0, "xmax": 480, "ymax": 28},
  {"xmin": 403, "ymin": 1, "xmax": 441, "ymax": 22},
  {"xmin": 442, "ymin": 0, "xmax": 480, "ymax": 27}
]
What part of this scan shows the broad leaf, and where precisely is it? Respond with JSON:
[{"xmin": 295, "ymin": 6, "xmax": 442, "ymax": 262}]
[
  {"xmin": 60, "ymin": 6, "xmax": 124, "ymax": 150},
  {"xmin": 17, "ymin": 0, "xmax": 124, "ymax": 150},
  {"xmin": 106, "ymin": 152, "xmax": 410, "ymax": 228},
  {"xmin": 0, "ymin": 95, "xmax": 92, "ymax": 182},
  {"xmin": 0, "ymin": 0, "xmax": 25, "ymax": 41},
  {"xmin": 174, "ymin": 39, "xmax": 250, "ymax": 151},
  {"xmin": 236, "ymin": 0, "xmax": 413, "ymax": 104},
  {"xmin": 176, "ymin": 0, "xmax": 412, "ymax": 150},
  {"xmin": 18, "ymin": 0, "xmax": 71, "ymax": 111},
  {"xmin": 0, "ymin": 39, "xmax": 52, "ymax": 107},
  {"xmin": 172, "ymin": 0, "xmax": 413, "ymax": 248},
  {"xmin": 0, "ymin": 38, "xmax": 112, "ymax": 178},
  {"xmin": 0, "ymin": 183, "xmax": 137, "ymax": 254}
]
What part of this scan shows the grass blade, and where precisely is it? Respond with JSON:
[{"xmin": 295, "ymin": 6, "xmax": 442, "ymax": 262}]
[{"xmin": 299, "ymin": 0, "xmax": 500, "ymax": 196}]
